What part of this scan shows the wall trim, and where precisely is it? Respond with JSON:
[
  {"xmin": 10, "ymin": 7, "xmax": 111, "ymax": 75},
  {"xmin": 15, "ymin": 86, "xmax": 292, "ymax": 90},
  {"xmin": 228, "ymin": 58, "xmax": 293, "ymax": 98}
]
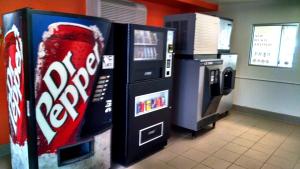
[
  {"xmin": 233, "ymin": 105, "xmax": 300, "ymax": 125},
  {"xmin": 236, "ymin": 76, "xmax": 300, "ymax": 86},
  {"xmin": 0, "ymin": 144, "xmax": 10, "ymax": 157}
]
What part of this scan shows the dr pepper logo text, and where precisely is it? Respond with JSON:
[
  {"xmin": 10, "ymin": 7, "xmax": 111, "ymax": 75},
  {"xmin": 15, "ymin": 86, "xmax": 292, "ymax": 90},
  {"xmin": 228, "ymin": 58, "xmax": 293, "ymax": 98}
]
[
  {"xmin": 35, "ymin": 23, "xmax": 105, "ymax": 154},
  {"xmin": 5, "ymin": 25, "xmax": 27, "ymax": 145}
]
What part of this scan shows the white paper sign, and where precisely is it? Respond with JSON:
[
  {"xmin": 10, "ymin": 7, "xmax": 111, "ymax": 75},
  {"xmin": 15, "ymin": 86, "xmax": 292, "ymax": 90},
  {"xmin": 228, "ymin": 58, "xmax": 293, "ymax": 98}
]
[{"xmin": 250, "ymin": 26, "xmax": 282, "ymax": 66}]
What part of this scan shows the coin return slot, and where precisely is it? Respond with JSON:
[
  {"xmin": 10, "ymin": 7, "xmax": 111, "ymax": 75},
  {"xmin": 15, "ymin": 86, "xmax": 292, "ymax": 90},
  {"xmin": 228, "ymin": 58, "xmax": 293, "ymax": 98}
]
[
  {"xmin": 58, "ymin": 139, "xmax": 94, "ymax": 166},
  {"xmin": 166, "ymin": 59, "xmax": 171, "ymax": 68}
]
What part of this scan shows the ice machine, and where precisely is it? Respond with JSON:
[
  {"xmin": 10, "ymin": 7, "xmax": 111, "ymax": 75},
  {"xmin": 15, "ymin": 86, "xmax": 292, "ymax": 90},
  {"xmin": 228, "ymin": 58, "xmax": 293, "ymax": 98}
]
[
  {"xmin": 173, "ymin": 58, "xmax": 223, "ymax": 135},
  {"xmin": 216, "ymin": 54, "xmax": 238, "ymax": 116}
]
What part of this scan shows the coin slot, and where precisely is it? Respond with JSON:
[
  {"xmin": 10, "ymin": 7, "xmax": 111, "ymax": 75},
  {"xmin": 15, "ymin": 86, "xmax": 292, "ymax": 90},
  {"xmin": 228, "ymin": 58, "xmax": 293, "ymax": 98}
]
[{"xmin": 166, "ymin": 59, "xmax": 171, "ymax": 68}]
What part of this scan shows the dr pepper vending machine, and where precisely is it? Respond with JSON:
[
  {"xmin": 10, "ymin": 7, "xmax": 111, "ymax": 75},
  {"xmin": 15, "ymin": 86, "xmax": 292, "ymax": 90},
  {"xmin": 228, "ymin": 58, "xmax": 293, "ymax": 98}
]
[
  {"xmin": 112, "ymin": 23, "xmax": 175, "ymax": 165},
  {"xmin": 3, "ymin": 8, "xmax": 114, "ymax": 169}
]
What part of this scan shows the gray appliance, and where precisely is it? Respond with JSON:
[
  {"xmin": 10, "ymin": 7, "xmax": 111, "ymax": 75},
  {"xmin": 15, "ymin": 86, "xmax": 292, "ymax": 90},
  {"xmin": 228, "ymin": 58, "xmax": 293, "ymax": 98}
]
[
  {"xmin": 218, "ymin": 18, "xmax": 233, "ymax": 53},
  {"xmin": 173, "ymin": 58, "xmax": 223, "ymax": 135},
  {"xmin": 165, "ymin": 13, "xmax": 220, "ymax": 55},
  {"xmin": 216, "ymin": 54, "xmax": 238, "ymax": 116}
]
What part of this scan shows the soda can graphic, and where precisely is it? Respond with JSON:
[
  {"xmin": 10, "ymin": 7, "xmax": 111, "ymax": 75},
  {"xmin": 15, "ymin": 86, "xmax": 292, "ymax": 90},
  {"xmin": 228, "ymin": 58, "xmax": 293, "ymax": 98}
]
[
  {"xmin": 136, "ymin": 102, "xmax": 141, "ymax": 113},
  {"xmin": 140, "ymin": 102, "xmax": 145, "ymax": 113},
  {"xmin": 151, "ymin": 98, "xmax": 157, "ymax": 109},
  {"xmin": 137, "ymin": 102, "xmax": 144, "ymax": 113},
  {"xmin": 5, "ymin": 25, "xmax": 30, "ymax": 169},
  {"xmin": 145, "ymin": 100, "xmax": 151, "ymax": 111},
  {"xmin": 161, "ymin": 96, "xmax": 166, "ymax": 106},
  {"xmin": 34, "ymin": 22, "xmax": 105, "ymax": 155},
  {"xmin": 5, "ymin": 25, "xmax": 27, "ymax": 146},
  {"xmin": 156, "ymin": 97, "xmax": 162, "ymax": 107}
]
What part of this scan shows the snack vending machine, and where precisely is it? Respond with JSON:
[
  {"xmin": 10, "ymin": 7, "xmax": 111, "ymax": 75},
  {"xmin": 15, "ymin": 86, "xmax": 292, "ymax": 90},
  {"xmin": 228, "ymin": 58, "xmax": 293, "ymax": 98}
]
[
  {"xmin": 3, "ymin": 9, "xmax": 114, "ymax": 169},
  {"xmin": 112, "ymin": 24, "xmax": 174, "ymax": 165}
]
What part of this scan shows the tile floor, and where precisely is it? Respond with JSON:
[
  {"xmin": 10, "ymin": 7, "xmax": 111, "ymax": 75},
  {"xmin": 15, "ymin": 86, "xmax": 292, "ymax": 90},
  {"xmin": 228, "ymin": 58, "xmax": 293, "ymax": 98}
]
[
  {"xmin": 1, "ymin": 110, "xmax": 300, "ymax": 169},
  {"xmin": 116, "ymin": 110, "xmax": 300, "ymax": 169}
]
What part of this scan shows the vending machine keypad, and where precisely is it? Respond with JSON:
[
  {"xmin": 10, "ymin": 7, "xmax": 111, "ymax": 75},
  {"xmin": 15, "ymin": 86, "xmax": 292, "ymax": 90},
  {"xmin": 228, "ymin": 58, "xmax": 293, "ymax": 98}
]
[{"xmin": 165, "ymin": 30, "xmax": 174, "ymax": 77}]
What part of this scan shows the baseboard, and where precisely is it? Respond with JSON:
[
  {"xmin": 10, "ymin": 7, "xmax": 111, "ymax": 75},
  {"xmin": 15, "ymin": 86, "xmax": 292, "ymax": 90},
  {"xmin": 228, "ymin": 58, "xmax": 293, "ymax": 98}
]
[
  {"xmin": 0, "ymin": 144, "xmax": 10, "ymax": 157},
  {"xmin": 232, "ymin": 105, "xmax": 300, "ymax": 125}
]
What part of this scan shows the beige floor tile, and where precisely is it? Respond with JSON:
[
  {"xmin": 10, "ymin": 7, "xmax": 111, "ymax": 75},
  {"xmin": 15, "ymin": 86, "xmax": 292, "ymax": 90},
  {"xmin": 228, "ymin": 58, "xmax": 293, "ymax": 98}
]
[
  {"xmin": 271, "ymin": 124, "xmax": 295, "ymax": 135},
  {"xmin": 264, "ymin": 133, "xmax": 288, "ymax": 142},
  {"xmin": 194, "ymin": 142, "xmax": 224, "ymax": 154},
  {"xmin": 232, "ymin": 138, "xmax": 255, "ymax": 148},
  {"xmin": 267, "ymin": 155, "xmax": 296, "ymax": 169},
  {"xmin": 166, "ymin": 141, "xmax": 191, "ymax": 154},
  {"xmin": 168, "ymin": 134, "xmax": 188, "ymax": 147},
  {"xmin": 195, "ymin": 134, "xmax": 228, "ymax": 147},
  {"xmin": 294, "ymin": 163, "xmax": 300, "ymax": 169},
  {"xmin": 182, "ymin": 149, "xmax": 209, "ymax": 162},
  {"xmin": 258, "ymin": 133, "xmax": 286, "ymax": 147},
  {"xmin": 234, "ymin": 155, "xmax": 264, "ymax": 169},
  {"xmin": 113, "ymin": 164, "xmax": 142, "ymax": 169},
  {"xmin": 150, "ymin": 162, "xmax": 175, "ymax": 169},
  {"xmin": 261, "ymin": 163, "xmax": 282, "ymax": 169},
  {"xmin": 224, "ymin": 143, "xmax": 248, "ymax": 154},
  {"xmin": 225, "ymin": 129, "xmax": 245, "ymax": 137},
  {"xmin": 239, "ymin": 132, "xmax": 262, "ymax": 142},
  {"xmin": 227, "ymin": 164, "xmax": 246, "ymax": 169},
  {"xmin": 151, "ymin": 149, "xmax": 178, "ymax": 162},
  {"xmin": 273, "ymin": 148, "xmax": 299, "ymax": 163},
  {"xmin": 246, "ymin": 128, "xmax": 268, "ymax": 137},
  {"xmin": 218, "ymin": 133, "xmax": 237, "ymax": 142},
  {"xmin": 254, "ymin": 124, "xmax": 274, "ymax": 131},
  {"xmin": 136, "ymin": 157, "xmax": 174, "ymax": 169},
  {"xmin": 208, "ymin": 139, "xmax": 229, "ymax": 147},
  {"xmin": 258, "ymin": 138, "xmax": 282, "ymax": 148},
  {"xmin": 213, "ymin": 149, "xmax": 241, "ymax": 162},
  {"xmin": 279, "ymin": 138, "xmax": 300, "ymax": 154},
  {"xmin": 251, "ymin": 142, "xmax": 277, "ymax": 155},
  {"xmin": 182, "ymin": 136, "xmax": 210, "ymax": 147},
  {"xmin": 193, "ymin": 163, "xmax": 213, "ymax": 169},
  {"xmin": 202, "ymin": 156, "xmax": 231, "ymax": 169},
  {"xmin": 278, "ymin": 143, "xmax": 300, "ymax": 154},
  {"xmin": 283, "ymin": 138, "xmax": 300, "ymax": 147},
  {"xmin": 244, "ymin": 149, "xmax": 270, "ymax": 162},
  {"xmin": 167, "ymin": 156, "xmax": 198, "ymax": 169}
]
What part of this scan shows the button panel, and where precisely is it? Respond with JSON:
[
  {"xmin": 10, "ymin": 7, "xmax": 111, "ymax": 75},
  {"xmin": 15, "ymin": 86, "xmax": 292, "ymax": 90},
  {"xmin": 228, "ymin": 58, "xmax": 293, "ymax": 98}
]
[
  {"xmin": 165, "ymin": 30, "xmax": 174, "ymax": 78},
  {"xmin": 92, "ymin": 75, "xmax": 110, "ymax": 102}
]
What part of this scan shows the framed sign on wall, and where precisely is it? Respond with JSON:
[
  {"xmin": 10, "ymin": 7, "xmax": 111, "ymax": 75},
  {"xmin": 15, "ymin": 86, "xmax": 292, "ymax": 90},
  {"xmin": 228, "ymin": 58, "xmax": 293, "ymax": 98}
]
[{"xmin": 249, "ymin": 23, "xmax": 299, "ymax": 68}]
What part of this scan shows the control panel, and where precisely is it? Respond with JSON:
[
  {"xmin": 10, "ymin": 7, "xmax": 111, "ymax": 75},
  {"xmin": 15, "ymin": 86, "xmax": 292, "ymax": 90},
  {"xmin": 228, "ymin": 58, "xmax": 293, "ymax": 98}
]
[
  {"xmin": 165, "ymin": 30, "xmax": 174, "ymax": 77},
  {"xmin": 209, "ymin": 69, "xmax": 220, "ymax": 85}
]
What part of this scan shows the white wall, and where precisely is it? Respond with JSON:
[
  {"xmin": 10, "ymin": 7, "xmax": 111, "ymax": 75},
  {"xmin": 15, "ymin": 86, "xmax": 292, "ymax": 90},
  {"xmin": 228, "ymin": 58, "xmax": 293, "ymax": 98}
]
[{"xmin": 216, "ymin": 1, "xmax": 300, "ymax": 117}]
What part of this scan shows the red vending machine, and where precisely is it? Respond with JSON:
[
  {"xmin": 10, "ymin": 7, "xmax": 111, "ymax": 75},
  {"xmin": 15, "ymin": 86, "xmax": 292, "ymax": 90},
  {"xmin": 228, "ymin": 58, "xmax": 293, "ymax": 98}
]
[{"xmin": 3, "ymin": 8, "xmax": 114, "ymax": 169}]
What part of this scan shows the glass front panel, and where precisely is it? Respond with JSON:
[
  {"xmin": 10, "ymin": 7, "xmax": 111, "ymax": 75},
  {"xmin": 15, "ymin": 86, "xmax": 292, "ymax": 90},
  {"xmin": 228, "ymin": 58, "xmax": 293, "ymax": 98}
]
[
  {"xmin": 249, "ymin": 24, "xmax": 299, "ymax": 68},
  {"xmin": 135, "ymin": 90, "xmax": 169, "ymax": 117},
  {"xmin": 218, "ymin": 19, "xmax": 233, "ymax": 50},
  {"xmin": 134, "ymin": 30, "xmax": 164, "ymax": 61},
  {"xmin": 278, "ymin": 25, "xmax": 298, "ymax": 68},
  {"xmin": 250, "ymin": 26, "xmax": 282, "ymax": 67}
]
